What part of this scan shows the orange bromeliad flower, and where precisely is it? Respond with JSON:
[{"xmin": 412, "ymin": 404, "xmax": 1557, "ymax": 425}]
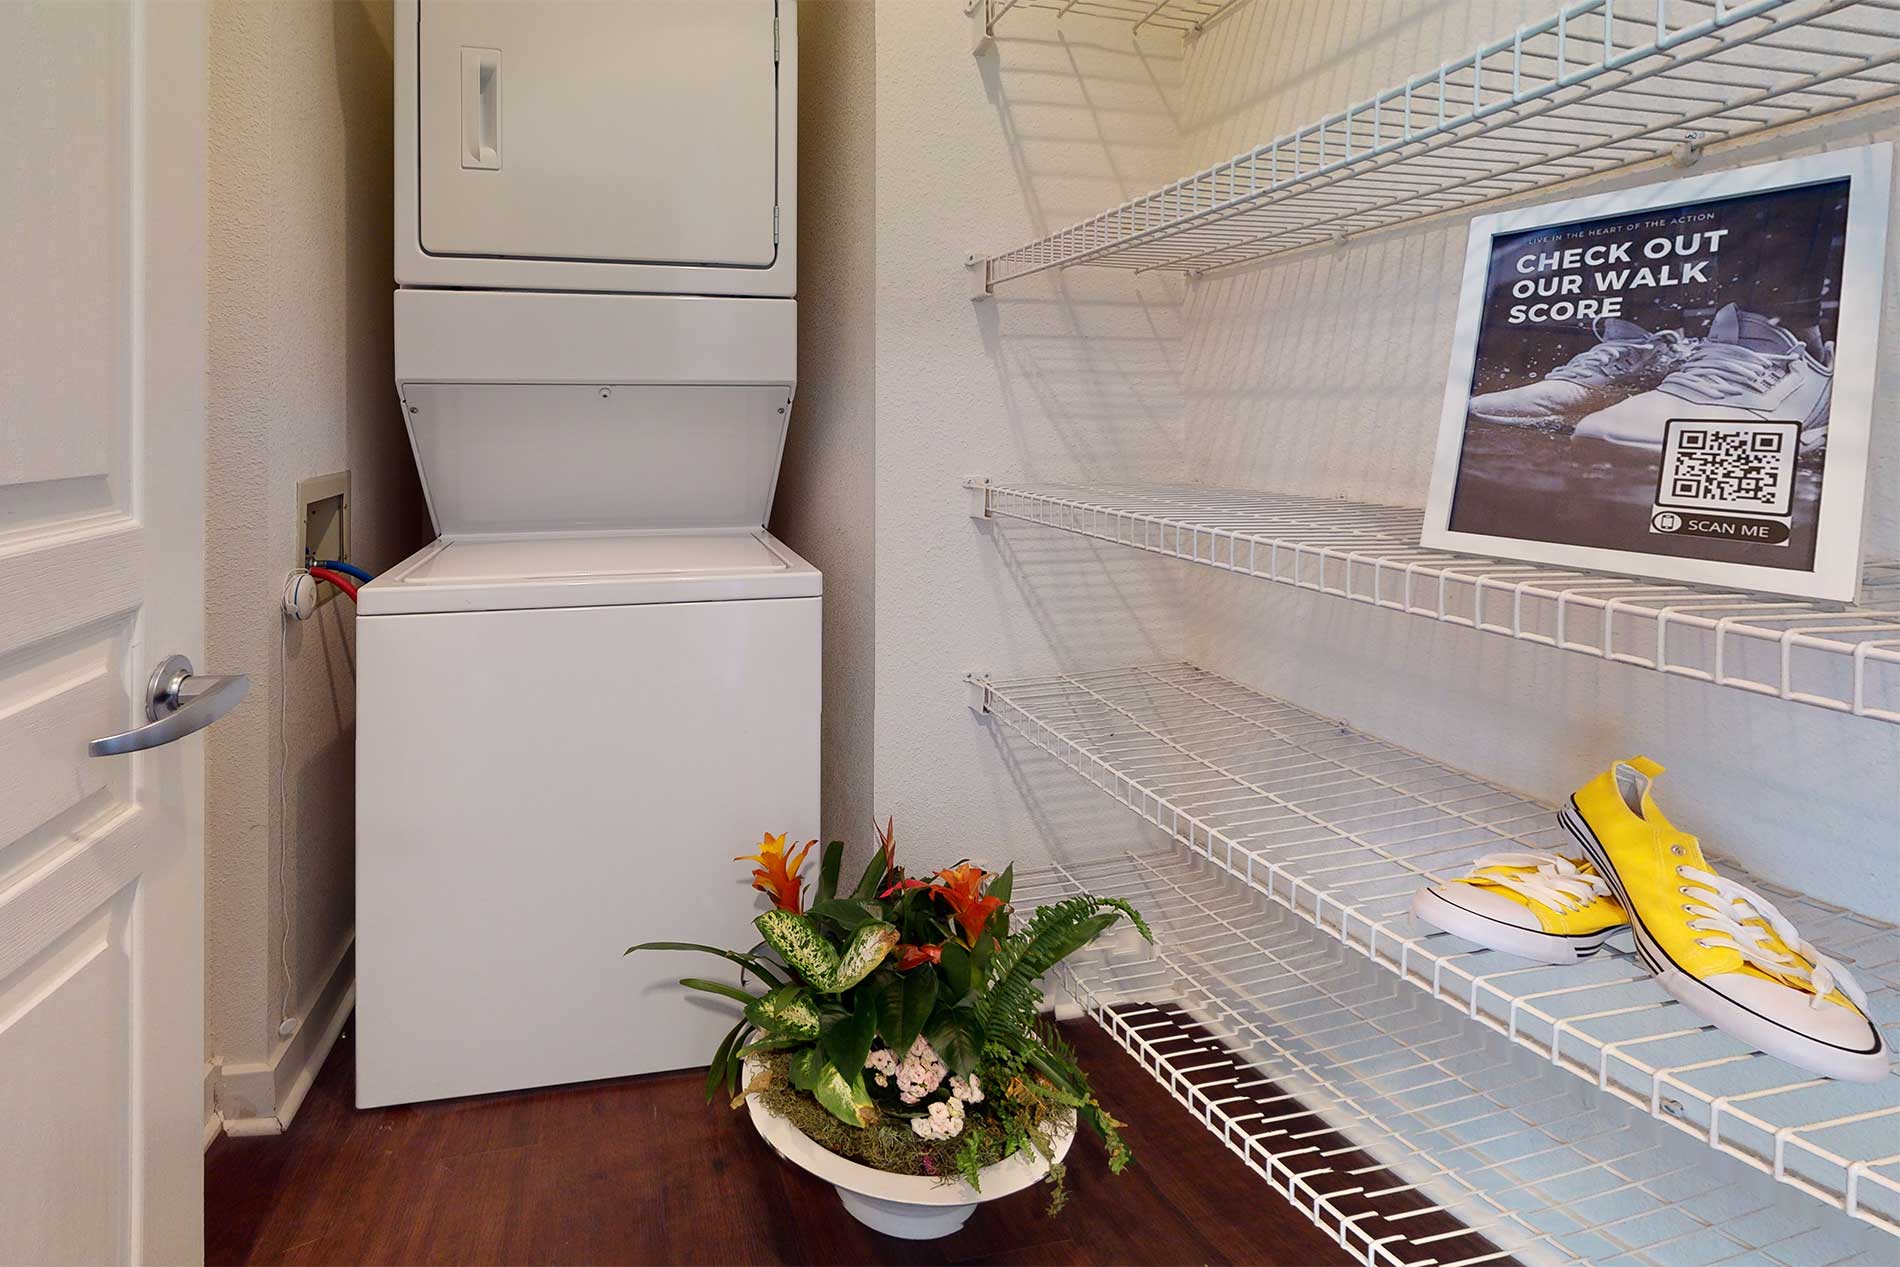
[
  {"xmin": 735, "ymin": 832, "xmax": 815, "ymax": 913},
  {"xmin": 929, "ymin": 863, "xmax": 1006, "ymax": 948},
  {"xmin": 874, "ymin": 816, "xmax": 898, "ymax": 875},
  {"xmin": 893, "ymin": 943, "xmax": 943, "ymax": 971}
]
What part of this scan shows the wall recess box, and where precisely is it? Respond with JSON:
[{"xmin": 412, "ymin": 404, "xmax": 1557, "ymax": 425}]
[{"xmin": 297, "ymin": 471, "xmax": 351, "ymax": 606}]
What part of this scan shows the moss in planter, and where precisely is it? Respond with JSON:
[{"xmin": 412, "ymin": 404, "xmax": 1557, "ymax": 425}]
[{"xmin": 746, "ymin": 1054, "xmax": 1073, "ymax": 1207}]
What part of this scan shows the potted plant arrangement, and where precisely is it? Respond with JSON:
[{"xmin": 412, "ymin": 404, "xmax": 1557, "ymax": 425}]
[{"xmin": 629, "ymin": 820, "xmax": 1151, "ymax": 1239}]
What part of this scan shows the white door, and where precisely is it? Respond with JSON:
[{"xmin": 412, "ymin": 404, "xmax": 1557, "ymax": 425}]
[{"xmin": 0, "ymin": 3, "xmax": 218, "ymax": 1264}]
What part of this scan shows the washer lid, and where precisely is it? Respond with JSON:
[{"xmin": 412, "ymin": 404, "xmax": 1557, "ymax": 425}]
[{"xmin": 358, "ymin": 529, "xmax": 821, "ymax": 615}]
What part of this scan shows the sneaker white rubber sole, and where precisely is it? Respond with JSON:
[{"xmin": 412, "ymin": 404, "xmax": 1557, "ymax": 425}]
[
  {"xmin": 1560, "ymin": 801, "xmax": 1891, "ymax": 1083},
  {"xmin": 1409, "ymin": 885, "xmax": 1621, "ymax": 966},
  {"xmin": 1467, "ymin": 407, "xmax": 1577, "ymax": 431}
]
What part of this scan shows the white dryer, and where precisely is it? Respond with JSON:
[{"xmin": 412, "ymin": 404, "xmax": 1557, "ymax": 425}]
[{"xmin": 356, "ymin": 1, "xmax": 812, "ymax": 1108}]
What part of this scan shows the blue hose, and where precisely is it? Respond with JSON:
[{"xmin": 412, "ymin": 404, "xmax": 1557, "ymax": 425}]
[{"xmin": 314, "ymin": 559, "xmax": 375, "ymax": 584}]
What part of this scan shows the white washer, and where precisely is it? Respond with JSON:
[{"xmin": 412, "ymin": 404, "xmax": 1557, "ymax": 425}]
[
  {"xmin": 357, "ymin": 0, "xmax": 811, "ymax": 1108},
  {"xmin": 355, "ymin": 530, "xmax": 817, "ymax": 1108}
]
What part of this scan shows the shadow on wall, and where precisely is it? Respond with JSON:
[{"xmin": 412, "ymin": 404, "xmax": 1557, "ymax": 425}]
[
  {"xmin": 986, "ymin": 722, "xmax": 1178, "ymax": 872},
  {"xmin": 952, "ymin": 521, "xmax": 1191, "ymax": 868},
  {"xmin": 979, "ymin": 518, "xmax": 1183, "ymax": 669},
  {"xmin": 1182, "ymin": 213, "xmax": 1467, "ymax": 506},
  {"xmin": 335, "ymin": 0, "xmax": 432, "ymax": 565},
  {"xmin": 872, "ymin": 5, "xmax": 1203, "ymax": 870},
  {"xmin": 975, "ymin": 25, "xmax": 1188, "ymax": 229},
  {"xmin": 970, "ymin": 24, "xmax": 1193, "ymax": 483},
  {"xmin": 972, "ymin": 283, "xmax": 1189, "ymax": 481},
  {"xmin": 1181, "ymin": 0, "xmax": 1474, "ymax": 143},
  {"xmin": 1174, "ymin": 0, "xmax": 1520, "ymax": 508}
]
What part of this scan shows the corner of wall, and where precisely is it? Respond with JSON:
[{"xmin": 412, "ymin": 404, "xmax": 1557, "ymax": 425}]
[
  {"xmin": 212, "ymin": 936, "xmax": 356, "ymax": 1136},
  {"xmin": 204, "ymin": 0, "xmax": 430, "ymax": 1122},
  {"xmin": 870, "ymin": 4, "xmax": 1196, "ymax": 868},
  {"xmin": 772, "ymin": 0, "xmax": 878, "ymax": 859}
]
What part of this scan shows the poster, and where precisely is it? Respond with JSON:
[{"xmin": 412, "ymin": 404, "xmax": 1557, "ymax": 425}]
[{"xmin": 1422, "ymin": 145, "xmax": 1891, "ymax": 602}]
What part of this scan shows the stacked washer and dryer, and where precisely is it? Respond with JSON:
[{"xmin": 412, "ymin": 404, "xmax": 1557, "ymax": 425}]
[{"xmin": 356, "ymin": 0, "xmax": 815, "ymax": 1108}]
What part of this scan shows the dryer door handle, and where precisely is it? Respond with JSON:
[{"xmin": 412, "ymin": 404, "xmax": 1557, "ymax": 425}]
[{"xmin": 462, "ymin": 46, "xmax": 501, "ymax": 170}]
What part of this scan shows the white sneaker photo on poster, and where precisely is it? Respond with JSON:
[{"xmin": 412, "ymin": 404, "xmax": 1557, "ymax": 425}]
[{"xmin": 1422, "ymin": 144, "xmax": 1891, "ymax": 603}]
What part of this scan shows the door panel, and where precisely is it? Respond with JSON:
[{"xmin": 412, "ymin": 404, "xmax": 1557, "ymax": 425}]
[
  {"xmin": 0, "ymin": 4, "xmax": 129, "ymax": 498},
  {"xmin": 0, "ymin": 897, "xmax": 134, "ymax": 1267},
  {"xmin": 418, "ymin": 0, "xmax": 779, "ymax": 267},
  {"xmin": 0, "ymin": 634, "xmax": 123, "ymax": 848},
  {"xmin": 0, "ymin": 1, "xmax": 208, "ymax": 1262}
]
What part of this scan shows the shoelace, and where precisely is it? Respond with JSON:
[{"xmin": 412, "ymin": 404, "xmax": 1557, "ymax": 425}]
[
  {"xmin": 1547, "ymin": 340, "xmax": 1652, "ymax": 385},
  {"xmin": 1462, "ymin": 852, "xmax": 1611, "ymax": 914},
  {"xmin": 1664, "ymin": 341, "xmax": 1799, "ymax": 397},
  {"xmin": 1677, "ymin": 865, "xmax": 1869, "ymax": 1012},
  {"xmin": 1548, "ymin": 329, "xmax": 1688, "ymax": 386}
]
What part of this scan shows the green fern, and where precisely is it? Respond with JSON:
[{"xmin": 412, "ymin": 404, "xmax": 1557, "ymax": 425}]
[
  {"xmin": 953, "ymin": 1128, "xmax": 986, "ymax": 1190},
  {"xmin": 975, "ymin": 895, "xmax": 1150, "ymax": 1038},
  {"xmin": 1033, "ymin": 1016, "xmax": 1085, "ymax": 1076},
  {"xmin": 1029, "ymin": 1019, "xmax": 1132, "ymax": 1173}
]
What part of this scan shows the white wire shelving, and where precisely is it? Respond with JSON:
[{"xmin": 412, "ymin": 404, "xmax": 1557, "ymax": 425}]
[
  {"xmin": 1021, "ymin": 850, "xmax": 1898, "ymax": 1265},
  {"xmin": 970, "ymin": 481, "xmax": 1900, "ymax": 724},
  {"xmin": 975, "ymin": 663, "xmax": 1900, "ymax": 1243},
  {"xmin": 969, "ymin": 0, "xmax": 1250, "ymax": 41},
  {"xmin": 972, "ymin": 0, "xmax": 1900, "ymax": 290}
]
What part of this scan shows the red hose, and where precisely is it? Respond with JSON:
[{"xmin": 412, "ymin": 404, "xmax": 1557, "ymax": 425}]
[{"xmin": 306, "ymin": 566, "xmax": 359, "ymax": 602}]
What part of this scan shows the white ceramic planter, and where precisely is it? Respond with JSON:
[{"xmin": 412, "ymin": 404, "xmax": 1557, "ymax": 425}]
[{"xmin": 742, "ymin": 1060, "xmax": 1076, "ymax": 1240}]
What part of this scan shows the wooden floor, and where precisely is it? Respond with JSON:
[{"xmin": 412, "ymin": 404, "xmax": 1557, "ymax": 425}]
[{"xmin": 206, "ymin": 1015, "xmax": 1357, "ymax": 1266}]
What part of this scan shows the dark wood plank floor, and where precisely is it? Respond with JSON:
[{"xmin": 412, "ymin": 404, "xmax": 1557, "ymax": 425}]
[{"xmin": 206, "ymin": 1015, "xmax": 1358, "ymax": 1266}]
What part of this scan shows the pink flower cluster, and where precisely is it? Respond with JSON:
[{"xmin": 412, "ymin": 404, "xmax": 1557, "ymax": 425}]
[
  {"xmin": 866, "ymin": 1038, "xmax": 980, "ymax": 1140},
  {"xmin": 864, "ymin": 1035, "xmax": 947, "ymax": 1104},
  {"xmin": 911, "ymin": 1096, "xmax": 965, "ymax": 1141},
  {"xmin": 865, "ymin": 1045, "xmax": 896, "ymax": 1089}
]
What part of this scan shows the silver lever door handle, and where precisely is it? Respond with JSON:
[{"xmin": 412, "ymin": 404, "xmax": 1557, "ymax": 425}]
[{"xmin": 88, "ymin": 655, "xmax": 250, "ymax": 757}]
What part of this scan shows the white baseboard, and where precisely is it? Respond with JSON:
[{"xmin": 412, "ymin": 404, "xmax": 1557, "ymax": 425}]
[
  {"xmin": 203, "ymin": 1060, "xmax": 222, "ymax": 1152},
  {"xmin": 213, "ymin": 934, "xmax": 355, "ymax": 1136}
]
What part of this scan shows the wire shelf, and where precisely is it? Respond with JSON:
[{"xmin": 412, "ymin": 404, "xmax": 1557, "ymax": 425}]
[
  {"xmin": 1020, "ymin": 850, "xmax": 1897, "ymax": 1265},
  {"xmin": 974, "ymin": 0, "xmax": 1900, "ymax": 288},
  {"xmin": 977, "ymin": 663, "xmax": 1900, "ymax": 1239},
  {"xmin": 970, "ymin": 0, "xmax": 1250, "ymax": 40},
  {"xmin": 971, "ymin": 481, "xmax": 1900, "ymax": 724}
]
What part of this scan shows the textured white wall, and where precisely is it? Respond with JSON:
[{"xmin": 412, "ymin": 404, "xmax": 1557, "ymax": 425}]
[
  {"xmin": 205, "ymin": 0, "xmax": 430, "ymax": 1097},
  {"xmin": 873, "ymin": 3, "xmax": 1195, "ymax": 870},
  {"xmin": 1173, "ymin": 0, "xmax": 1900, "ymax": 919},
  {"xmin": 772, "ymin": 0, "xmax": 877, "ymax": 855}
]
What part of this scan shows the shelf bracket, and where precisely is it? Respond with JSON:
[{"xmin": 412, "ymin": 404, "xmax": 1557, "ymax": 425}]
[
  {"xmin": 967, "ymin": 0, "xmax": 994, "ymax": 57},
  {"xmin": 966, "ymin": 252, "xmax": 992, "ymax": 302},
  {"xmin": 965, "ymin": 476, "xmax": 992, "ymax": 519},
  {"xmin": 964, "ymin": 673, "xmax": 992, "ymax": 715}
]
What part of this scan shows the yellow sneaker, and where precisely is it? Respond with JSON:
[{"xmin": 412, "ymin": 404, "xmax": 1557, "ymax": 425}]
[
  {"xmin": 1411, "ymin": 851, "xmax": 1628, "ymax": 965},
  {"xmin": 1562, "ymin": 757, "xmax": 1889, "ymax": 1083}
]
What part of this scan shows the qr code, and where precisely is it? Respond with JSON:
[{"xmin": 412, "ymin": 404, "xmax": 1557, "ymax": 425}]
[{"xmin": 1654, "ymin": 419, "xmax": 1799, "ymax": 518}]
